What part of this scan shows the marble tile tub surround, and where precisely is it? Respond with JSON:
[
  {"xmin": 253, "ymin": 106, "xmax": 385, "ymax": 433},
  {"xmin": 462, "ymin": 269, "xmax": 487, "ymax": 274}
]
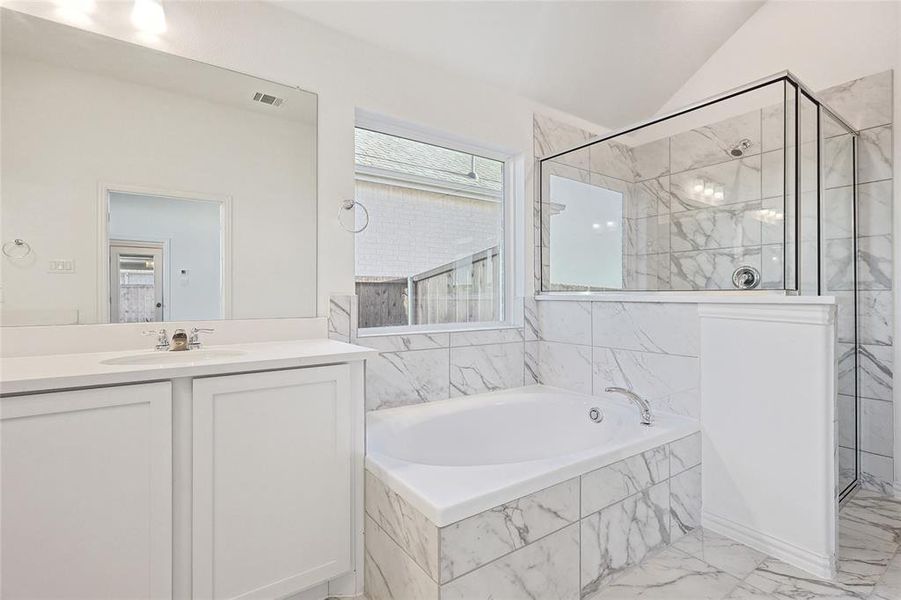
[
  {"xmin": 363, "ymin": 432, "xmax": 702, "ymax": 600},
  {"xmin": 328, "ymin": 294, "xmax": 528, "ymax": 411},
  {"xmin": 525, "ymin": 298, "xmax": 701, "ymax": 418}
]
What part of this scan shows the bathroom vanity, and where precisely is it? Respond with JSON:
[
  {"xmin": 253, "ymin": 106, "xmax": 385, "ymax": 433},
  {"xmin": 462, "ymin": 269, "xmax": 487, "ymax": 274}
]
[{"xmin": 0, "ymin": 339, "xmax": 377, "ymax": 599}]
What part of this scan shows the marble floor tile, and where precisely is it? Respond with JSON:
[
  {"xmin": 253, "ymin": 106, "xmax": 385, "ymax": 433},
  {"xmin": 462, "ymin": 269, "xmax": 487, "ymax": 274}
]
[
  {"xmin": 870, "ymin": 551, "xmax": 901, "ymax": 600},
  {"xmin": 671, "ymin": 529, "xmax": 767, "ymax": 579},
  {"xmin": 589, "ymin": 546, "xmax": 741, "ymax": 600},
  {"xmin": 834, "ymin": 525, "xmax": 897, "ymax": 596},
  {"xmin": 743, "ymin": 557, "xmax": 862, "ymax": 599},
  {"xmin": 721, "ymin": 582, "xmax": 774, "ymax": 599},
  {"xmin": 841, "ymin": 492, "xmax": 901, "ymax": 545},
  {"xmin": 571, "ymin": 490, "xmax": 901, "ymax": 600}
]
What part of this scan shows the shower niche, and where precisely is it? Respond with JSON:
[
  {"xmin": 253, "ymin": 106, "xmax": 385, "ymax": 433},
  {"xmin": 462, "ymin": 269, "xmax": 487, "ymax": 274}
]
[{"xmin": 538, "ymin": 72, "xmax": 861, "ymax": 499}]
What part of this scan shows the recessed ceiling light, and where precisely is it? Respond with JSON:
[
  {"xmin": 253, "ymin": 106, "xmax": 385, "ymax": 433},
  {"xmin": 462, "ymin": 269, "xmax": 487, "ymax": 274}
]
[
  {"xmin": 592, "ymin": 223, "xmax": 601, "ymax": 229},
  {"xmin": 132, "ymin": 0, "xmax": 167, "ymax": 35}
]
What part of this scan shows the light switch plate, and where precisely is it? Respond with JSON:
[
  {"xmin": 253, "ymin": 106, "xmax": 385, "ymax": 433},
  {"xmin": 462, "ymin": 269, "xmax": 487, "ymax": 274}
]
[{"xmin": 48, "ymin": 259, "xmax": 75, "ymax": 273}]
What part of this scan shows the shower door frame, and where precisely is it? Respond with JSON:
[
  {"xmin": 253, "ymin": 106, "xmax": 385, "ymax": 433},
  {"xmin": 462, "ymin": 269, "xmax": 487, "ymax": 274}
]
[
  {"xmin": 537, "ymin": 70, "xmax": 858, "ymax": 297},
  {"xmin": 537, "ymin": 72, "xmax": 862, "ymax": 500}
]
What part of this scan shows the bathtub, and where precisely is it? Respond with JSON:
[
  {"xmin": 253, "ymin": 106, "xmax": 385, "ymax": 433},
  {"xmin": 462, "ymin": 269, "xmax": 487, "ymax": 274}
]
[{"xmin": 366, "ymin": 384, "xmax": 699, "ymax": 526}]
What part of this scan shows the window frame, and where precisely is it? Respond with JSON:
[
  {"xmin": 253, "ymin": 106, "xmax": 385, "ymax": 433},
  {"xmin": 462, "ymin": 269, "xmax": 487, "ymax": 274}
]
[{"xmin": 353, "ymin": 110, "xmax": 519, "ymax": 336}]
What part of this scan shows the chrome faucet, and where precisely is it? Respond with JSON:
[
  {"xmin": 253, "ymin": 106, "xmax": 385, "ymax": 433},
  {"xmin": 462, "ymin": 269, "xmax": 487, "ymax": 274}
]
[
  {"xmin": 605, "ymin": 387, "xmax": 653, "ymax": 426},
  {"xmin": 142, "ymin": 328, "xmax": 169, "ymax": 351},
  {"xmin": 188, "ymin": 327, "xmax": 215, "ymax": 350}
]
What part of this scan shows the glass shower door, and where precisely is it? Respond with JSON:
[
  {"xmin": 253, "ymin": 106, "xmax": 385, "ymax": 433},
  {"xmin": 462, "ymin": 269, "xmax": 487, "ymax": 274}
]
[{"xmin": 820, "ymin": 110, "xmax": 859, "ymax": 498}]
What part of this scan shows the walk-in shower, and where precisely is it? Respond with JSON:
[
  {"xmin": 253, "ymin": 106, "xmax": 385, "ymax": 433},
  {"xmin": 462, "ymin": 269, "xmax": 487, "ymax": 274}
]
[{"xmin": 538, "ymin": 72, "xmax": 861, "ymax": 499}]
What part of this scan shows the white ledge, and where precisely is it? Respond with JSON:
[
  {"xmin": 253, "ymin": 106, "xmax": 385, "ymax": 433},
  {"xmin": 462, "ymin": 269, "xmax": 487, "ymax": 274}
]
[{"xmin": 535, "ymin": 292, "xmax": 836, "ymax": 305}]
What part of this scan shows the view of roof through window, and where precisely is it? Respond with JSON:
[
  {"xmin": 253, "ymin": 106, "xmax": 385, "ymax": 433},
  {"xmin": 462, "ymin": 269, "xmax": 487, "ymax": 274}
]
[{"xmin": 354, "ymin": 128, "xmax": 503, "ymax": 199}]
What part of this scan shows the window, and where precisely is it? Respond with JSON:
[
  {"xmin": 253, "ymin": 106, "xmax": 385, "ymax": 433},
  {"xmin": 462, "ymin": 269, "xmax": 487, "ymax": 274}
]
[{"xmin": 353, "ymin": 126, "xmax": 508, "ymax": 331}]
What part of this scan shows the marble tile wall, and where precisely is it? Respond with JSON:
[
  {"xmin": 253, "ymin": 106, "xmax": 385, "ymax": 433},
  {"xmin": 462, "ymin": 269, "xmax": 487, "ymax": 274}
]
[
  {"xmin": 818, "ymin": 70, "xmax": 895, "ymax": 495},
  {"xmin": 524, "ymin": 298, "xmax": 701, "ymax": 418},
  {"xmin": 329, "ymin": 294, "xmax": 527, "ymax": 411},
  {"xmin": 364, "ymin": 432, "xmax": 701, "ymax": 600}
]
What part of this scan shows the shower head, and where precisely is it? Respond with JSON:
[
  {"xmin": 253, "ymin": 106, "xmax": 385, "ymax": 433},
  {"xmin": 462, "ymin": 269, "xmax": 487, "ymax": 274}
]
[{"xmin": 730, "ymin": 138, "xmax": 752, "ymax": 157}]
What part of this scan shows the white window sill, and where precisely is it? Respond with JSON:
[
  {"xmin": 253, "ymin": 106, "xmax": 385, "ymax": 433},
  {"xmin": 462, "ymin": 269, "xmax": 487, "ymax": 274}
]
[{"xmin": 357, "ymin": 322, "xmax": 520, "ymax": 338}]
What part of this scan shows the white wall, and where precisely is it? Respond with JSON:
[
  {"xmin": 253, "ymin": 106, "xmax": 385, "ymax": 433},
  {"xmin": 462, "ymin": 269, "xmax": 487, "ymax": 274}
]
[
  {"xmin": 660, "ymin": 1, "xmax": 898, "ymax": 113},
  {"xmin": 0, "ymin": 0, "xmax": 605, "ymax": 317},
  {"xmin": 109, "ymin": 192, "xmax": 221, "ymax": 321},
  {"xmin": 1, "ymin": 51, "xmax": 316, "ymax": 323}
]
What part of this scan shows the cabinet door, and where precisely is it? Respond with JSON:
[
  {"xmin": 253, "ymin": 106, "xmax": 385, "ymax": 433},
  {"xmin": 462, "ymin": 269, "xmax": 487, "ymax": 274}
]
[
  {"xmin": 192, "ymin": 365, "xmax": 352, "ymax": 600},
  {"xmin": 1, "ymin": 383, "xmax": 173, "ymax": 599}
]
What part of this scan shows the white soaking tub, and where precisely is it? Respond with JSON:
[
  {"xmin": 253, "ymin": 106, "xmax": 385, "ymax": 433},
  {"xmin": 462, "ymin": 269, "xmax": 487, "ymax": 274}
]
[{"xmin": 366, "ymin": 384, "xmax": 699, "ymax": 526}]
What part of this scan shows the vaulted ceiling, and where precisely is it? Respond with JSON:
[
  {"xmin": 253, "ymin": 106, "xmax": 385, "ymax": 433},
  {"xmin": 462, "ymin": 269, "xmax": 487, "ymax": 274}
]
[{"xmin": 275, "ymin": 0, "xmax": 764, "ymax": 128}]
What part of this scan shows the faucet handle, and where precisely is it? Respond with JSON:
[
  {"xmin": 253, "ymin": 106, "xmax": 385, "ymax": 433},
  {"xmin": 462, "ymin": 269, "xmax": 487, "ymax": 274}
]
[
  {"xmin": 189, "ymin": 327, "xmax": 215, "ymax": 349},
  {"xmin": 142, "ymin": 328, "xmax": 169, "ymax": 350}
]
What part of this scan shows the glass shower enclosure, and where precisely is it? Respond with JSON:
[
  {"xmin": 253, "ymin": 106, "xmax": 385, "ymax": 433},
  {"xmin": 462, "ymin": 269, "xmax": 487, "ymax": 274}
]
[{"xmin": 538, "ymin": 72, "xmax": 860, "ymax": 499}]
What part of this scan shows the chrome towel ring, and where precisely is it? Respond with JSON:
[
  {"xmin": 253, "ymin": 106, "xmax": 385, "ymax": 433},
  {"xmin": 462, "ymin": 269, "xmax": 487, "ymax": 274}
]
[
  {"xmin": 338, "ymin": 199, "xmax": 370, "ymax": 234},
  {"xmin": 2, "ymin": 238, "xmax": 31, "ymax": 259}
]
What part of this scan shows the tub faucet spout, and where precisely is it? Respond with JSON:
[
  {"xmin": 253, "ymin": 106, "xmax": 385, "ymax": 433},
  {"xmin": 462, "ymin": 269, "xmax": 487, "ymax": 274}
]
[{"xmin": 605, "ymin": 387, "xmax": 653, "ymax": 426}]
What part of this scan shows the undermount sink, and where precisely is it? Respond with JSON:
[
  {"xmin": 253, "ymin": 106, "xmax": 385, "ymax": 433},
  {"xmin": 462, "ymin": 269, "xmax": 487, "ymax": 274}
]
[{"xmin": 101, "ymin": 349, "xmax": 246, "ymax": 366}]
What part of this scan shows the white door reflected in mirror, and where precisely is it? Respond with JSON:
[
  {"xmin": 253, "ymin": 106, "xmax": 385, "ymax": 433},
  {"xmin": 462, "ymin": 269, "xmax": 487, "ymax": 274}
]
[{"xmin": 107, "ymin": 191, "xmax": 226, "ymax": 323}]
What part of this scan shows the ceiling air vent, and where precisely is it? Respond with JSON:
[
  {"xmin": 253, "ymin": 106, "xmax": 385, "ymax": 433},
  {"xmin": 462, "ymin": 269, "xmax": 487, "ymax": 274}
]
[{"xmin": 252, "ymin": 92, "xmax": 285, "ymax": 107}]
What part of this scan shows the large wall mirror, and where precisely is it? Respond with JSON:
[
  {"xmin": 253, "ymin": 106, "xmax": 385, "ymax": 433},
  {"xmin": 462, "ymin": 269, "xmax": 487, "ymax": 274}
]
[{"xmin": 1, "ymin": 9, "xmax": 318, "ymax": 326}]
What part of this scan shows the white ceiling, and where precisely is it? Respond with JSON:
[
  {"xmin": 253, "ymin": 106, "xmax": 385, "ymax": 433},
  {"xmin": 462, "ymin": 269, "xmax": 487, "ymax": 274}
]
[{"xmin": 275, "ymin": 0, "xmax": 764, "ymax": 129}]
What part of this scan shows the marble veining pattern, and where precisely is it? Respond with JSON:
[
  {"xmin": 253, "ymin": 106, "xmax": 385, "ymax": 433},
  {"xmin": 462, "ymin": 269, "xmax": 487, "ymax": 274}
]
[
  {"xmin": 579, "ymin": 491, "xmax": 901, "ymax": 600},
  {"xmin": 365, "ymin": 348, "xmax": 450, "ymax": 410},
  {"xmin": 669, "ymin": 110, "xmax": 762, "ymax": 174},
  {"xmin": 670, "ymin": 155, "xmax": 762, "ymax": 213},
  {"xmin": 581, "ymin": 447, "xmax": 669, "ymax": 517},
  {"xmin": 581, "ymin": 482, "xmax": 671, "ymax": 595},
  {"xmin": 533, "ymin": 341, "xmax": 593, "ymax": 394},
  {"xmin": 364, "ymin": 514, "xmax": 439, "ymax": 600},
  {"xmin": 439, "ymin": 478, "xmax": 579, "ymax": 582},
  {"xmin": 364, "ymin": 436, "xmax": 696, "ymax": 600},
  {"xmin": 449, "ymin": 342, "xmax": 524, "ymax": 397},
  {"xmin": 365, "ymin": 472, "xmax": 440, "ymax": 579},
  {"xmin": 819, "ymin": 70, "xmax": 893, "ymax": 131},
  {"xmin": 670, "ymin": 432, "xmax": 702, "ymax": 475},
  {"xmin": 441, "ymin": 523, "xmax": 581, "ymax": 600},
  {"xmin": 592, "ymin": 347, "xmax": 700, "ymax": 417},
  {"xmin": 669, "ymin": 465, "xmax": 702, "ymax": 539}
]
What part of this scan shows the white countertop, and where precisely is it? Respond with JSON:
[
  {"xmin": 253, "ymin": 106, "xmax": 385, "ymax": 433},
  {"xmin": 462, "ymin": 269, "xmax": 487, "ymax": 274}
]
[{"xmin": 0, "ymin": 339, "xmax": 379, "ymax": 395}]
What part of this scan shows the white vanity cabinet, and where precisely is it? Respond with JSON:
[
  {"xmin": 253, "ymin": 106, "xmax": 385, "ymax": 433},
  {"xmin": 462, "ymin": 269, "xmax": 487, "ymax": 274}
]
[
  {"xmin": 1, "ymin": 382, "xmax": 173, "ymax": 599},
  {"xmin": 0, "ymin": 340, "xmax": 371, "ymax": 600},
  {"xmin": 191, "ymin": 365, "xmax": 353, "ymax": 600}
]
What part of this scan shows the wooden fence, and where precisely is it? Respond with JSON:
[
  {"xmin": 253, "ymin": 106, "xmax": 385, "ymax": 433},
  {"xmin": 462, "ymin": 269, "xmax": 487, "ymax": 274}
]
[{"xmin": 355, "ymin": 245, "xmax": 499, "ymax": 328}]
